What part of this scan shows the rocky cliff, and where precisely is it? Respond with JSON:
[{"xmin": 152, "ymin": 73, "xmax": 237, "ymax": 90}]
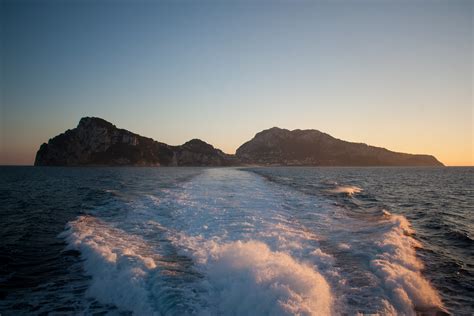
[
  {"xmin": 35, "ymin": 119, "xmax": 444, "ymax": 167},
  {"xmin": 34, "ymin": 117, "xmax": 234, "ymax": 166},
  {"xmin": 236, "ymin": 127, "xmax": 443, "ymax": 166}
]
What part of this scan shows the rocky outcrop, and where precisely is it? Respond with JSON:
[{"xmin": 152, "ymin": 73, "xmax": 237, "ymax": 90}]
[
  {"xmin": 236, "ymin": 127, "xmax": 443, "ymax": 166},
  {"xmin": 35, "ymin": 118, "xmax": 444, "ymax": 167},
  {"xmin": 34, "ymin": 117, "xmax": 234, "ymax": 166}
]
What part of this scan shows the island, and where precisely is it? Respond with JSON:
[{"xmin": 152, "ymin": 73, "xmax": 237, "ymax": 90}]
[
  {"xmin": 236, "ymin": 127, "xmax": 443, "ymax": 166},
  {"xmin": 34, "ymin": 117, "xmax": 443, "ymax": 167}
]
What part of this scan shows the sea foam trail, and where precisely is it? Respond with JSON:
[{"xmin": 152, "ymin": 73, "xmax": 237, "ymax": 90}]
[
  {"xmin": 61, "ymin": 170, "xmax": 335, "ymax": 315},
  {"xmin": 175, "ymin": 237, "xmax": 333, "ymax": 315},
  {"xmin": 165, "ymin": 169, "xmax": 335, "ymax": 315},
  {"xmin": 249, "ymin": 169, "xmax": 447, "ymax": 315},
  {"xmin": 60, "ymin": 216, "xmax": 158, "ymax": 315},
  {"xmin": 164, "ymin": 169, "xmax": 444, "ymax": 315},
  {"xmin": 62, "ymin": 168, "xmax": 446, "ymax": 315},
  {"xmin": 369, "ymin": 211, "xmax": 446, "ymax": 315}
]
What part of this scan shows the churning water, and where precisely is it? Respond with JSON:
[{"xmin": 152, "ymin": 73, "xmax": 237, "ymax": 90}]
[{"xmin": 0, "ymin": 167, "xmax": 472, "ymax": 315}]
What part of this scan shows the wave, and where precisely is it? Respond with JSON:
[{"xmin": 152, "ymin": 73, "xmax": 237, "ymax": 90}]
[
  {"xmin": 174, "ymin": 236, "xmax": 333, "ymax": 316},
  {"xmin": 62, "ymin": 216, "xmax": 334, "ymax": 315},
  {"xmin": 60, "ymin": 216, "xmax": 206, "ymax": 315},
  {"xmin": 59, "ymin": 216, "xmax": 159, "ymax": 315},
  {"xmin": 60, "ymin": 169, "xmax": 448, "ymax": 315},
  {"xmin": 327, "ymin": 185, "xmax": 363, "ymax": 196},
  {"xmin": 370, "ymin": 211, "xmax": 447, "ymax": 315}
]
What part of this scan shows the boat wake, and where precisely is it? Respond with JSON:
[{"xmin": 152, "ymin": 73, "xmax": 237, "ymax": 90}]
[{"xmin": 61, "ymin": 168, "xmax": 445, "ymax": 315}]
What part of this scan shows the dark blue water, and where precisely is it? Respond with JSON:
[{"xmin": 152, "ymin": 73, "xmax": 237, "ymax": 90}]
[
  {"xmin": 0, "ymin": 166, "xmax": 472, "ymax": 315},
  {"xmin": 247, "ymin": 167, "xmax": 473, "ymax": 315}
]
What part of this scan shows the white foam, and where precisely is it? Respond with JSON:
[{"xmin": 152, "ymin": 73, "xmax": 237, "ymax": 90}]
[
  {"xmin": 63, "ymin": 169, "xmax": 447, "ymax": 315},
  {"xmin": 175, "ymin": 236, "xmax": 333, "ymax": 316},
  {"xmin": 337, "ymin": 243, "xmax": 351, "ymax": 250},
  {"xmin": 370, "ymin": 211, "xmax": 446, "ymax": 315},
  {"xmin": 60, "ymin": 216, "xmax": 159, "ymax": 315},
  {"xmin": 328, "ymin": 185, "xmax": 363, "ymax": 196}
]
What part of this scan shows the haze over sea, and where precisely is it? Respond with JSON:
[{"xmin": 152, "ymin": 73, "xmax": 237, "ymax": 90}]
[{"xmin": 1, "ymin": 166, "xmax": 472, "ymax": 315}]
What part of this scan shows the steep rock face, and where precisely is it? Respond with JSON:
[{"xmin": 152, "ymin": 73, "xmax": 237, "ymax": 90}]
[
  {"xmin": 35, "ymin": 119, "xmax": 444, "ymax": 167},
  {"xmin": 34, "ymin": 117, "xmax": 233, "ymax": 166},
  {"xmin": 236, "ymin": 127, "xmax": 443, "ymax": 166}
]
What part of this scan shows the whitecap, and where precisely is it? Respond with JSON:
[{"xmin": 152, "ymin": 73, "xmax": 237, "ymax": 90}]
[
  {"xmin": 369, "ymin": 212, "xmax": 446, "ymax": 315},
  {"xmin": 60, "ymin": 216, "xmax": 160, "ymax": 315},
  {"xmin": 328, "ymin": 185, "xmax": 363, "ymax": 196},
  {"xmin": 174, "ymin": 236, "xmax": 333, "ymax": 316}
]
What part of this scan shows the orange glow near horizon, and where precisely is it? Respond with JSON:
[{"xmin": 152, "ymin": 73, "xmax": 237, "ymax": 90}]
[
  {"xmin": 1, "ymin": 1, "xmax": 472, "ymax": 167},
  {"xmin": 1, "ymin": 124, "xmax": 472, "ymax": 166}
]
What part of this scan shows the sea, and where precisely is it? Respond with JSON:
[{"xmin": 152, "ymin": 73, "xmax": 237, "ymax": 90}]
[{"xmin": 0, "ymin": 166, "xmax": 472, "ymax": 315}]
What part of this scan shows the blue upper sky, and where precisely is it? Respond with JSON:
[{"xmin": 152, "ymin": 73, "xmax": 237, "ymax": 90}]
[{"xmin": 1, "ymin": 0, "xmax": 472, "ymax": 165}]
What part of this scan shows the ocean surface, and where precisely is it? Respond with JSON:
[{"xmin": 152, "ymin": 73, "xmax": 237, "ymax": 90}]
[{"xmin": 0, "ymin": 166, "xmax": 472, "ymax": 315}]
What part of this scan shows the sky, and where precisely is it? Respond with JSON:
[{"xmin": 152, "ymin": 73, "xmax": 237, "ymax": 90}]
[{"xmin": 1, "ymin": 0, "xmax": 472, "ymax": 166}]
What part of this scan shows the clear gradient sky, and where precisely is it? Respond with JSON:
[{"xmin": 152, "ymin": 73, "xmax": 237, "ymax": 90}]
[{"xmin": 1, "ymin": 0, "xmax": 472, "ymax": 166}]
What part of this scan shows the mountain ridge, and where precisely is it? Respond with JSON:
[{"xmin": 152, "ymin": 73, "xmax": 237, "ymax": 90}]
[
  {"xmin": 34, "ymin": 117, "xmax": 444, "ymax": 166},
  {"xmin": 236, "ymin": 126, "xmax": 443, "ymax": 166},
  {"xmin": 34, "ymin": 117, "xmax": 235, "ymax": 166}
]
